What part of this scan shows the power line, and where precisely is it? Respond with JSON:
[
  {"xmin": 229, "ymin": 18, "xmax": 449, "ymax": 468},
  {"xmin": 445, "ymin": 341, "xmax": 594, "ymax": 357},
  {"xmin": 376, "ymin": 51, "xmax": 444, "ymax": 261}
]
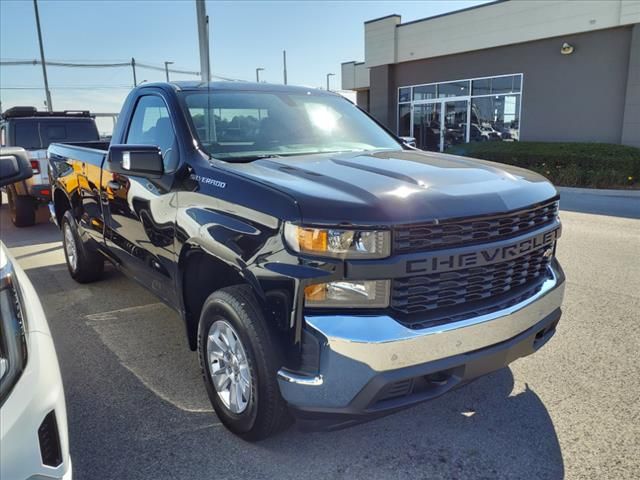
[
  {"xmin": 0, "ymin": 58, "xmax": 246, "ymax": 81},
  {"xmin": 1, "ymin": 86, "xmax": 133, "ymax": 90}
]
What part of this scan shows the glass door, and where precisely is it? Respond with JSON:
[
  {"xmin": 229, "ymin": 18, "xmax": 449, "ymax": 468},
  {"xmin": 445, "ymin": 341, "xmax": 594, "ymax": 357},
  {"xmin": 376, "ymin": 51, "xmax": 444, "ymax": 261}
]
[
  {"xmin": 441, "ymin": 100, "xmax": 468, "ymax": 151},
  {"xmin": 412, "ymin": 103, "xmax": 441, "ymax": 151}
]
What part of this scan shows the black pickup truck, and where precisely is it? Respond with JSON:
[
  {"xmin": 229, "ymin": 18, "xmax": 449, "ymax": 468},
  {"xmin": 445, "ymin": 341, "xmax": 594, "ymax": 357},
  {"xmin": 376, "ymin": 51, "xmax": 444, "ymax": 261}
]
[{"xmin": 48, "ymin": 82, "xmax": 565, "ymax": 440}]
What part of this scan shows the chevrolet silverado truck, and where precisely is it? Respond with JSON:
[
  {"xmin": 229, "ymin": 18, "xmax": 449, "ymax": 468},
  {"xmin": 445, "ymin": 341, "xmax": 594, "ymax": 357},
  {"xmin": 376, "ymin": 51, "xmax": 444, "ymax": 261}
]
[
  {"xmin": 48, "ymin": 82, "xmax": 565, "ymax": 440},
  {"xmin": 1, "ymin": 106, "xmax": 100, "ymax": 227}
]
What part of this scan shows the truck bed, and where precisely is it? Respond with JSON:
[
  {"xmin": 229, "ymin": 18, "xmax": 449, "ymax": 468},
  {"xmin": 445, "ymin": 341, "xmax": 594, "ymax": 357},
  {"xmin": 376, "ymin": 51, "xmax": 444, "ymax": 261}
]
[{"xmin": 48, "ymin": 141, "xmax": 109, "ymax": 167}]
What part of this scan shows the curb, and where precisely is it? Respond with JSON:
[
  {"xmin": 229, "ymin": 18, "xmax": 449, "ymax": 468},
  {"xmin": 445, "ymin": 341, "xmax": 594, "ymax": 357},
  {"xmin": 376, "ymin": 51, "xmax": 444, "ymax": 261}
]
[{"xmin": 558, "ymin": 186, "xmax": 640, "ymax": 198}]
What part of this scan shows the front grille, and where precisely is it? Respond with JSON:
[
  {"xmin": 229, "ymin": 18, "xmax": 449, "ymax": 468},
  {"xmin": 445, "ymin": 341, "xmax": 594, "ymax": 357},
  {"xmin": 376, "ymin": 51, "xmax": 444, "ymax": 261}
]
[
  {"xmin": 394, "ymin": 199, "xmax": 559, "ymax": 253},
  {"xmin": 391, "ymin": 245, "xmax": 552, "ymax": 329}
]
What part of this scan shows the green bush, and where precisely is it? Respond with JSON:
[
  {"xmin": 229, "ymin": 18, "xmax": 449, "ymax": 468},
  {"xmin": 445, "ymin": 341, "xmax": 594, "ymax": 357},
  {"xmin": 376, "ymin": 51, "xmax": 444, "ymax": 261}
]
[{"xmin": 447, "ymin": 142, "xmax": 640, "ymax": 189}]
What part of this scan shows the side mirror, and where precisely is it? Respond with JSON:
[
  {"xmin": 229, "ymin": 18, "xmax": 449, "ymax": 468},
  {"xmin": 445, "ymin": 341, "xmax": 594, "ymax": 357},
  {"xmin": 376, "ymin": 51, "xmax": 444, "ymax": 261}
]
[
  {"xmin": 107, "ymin": 144, "xmax": 164, "ymax": 178},
  {"xmin": 400, "ymin": 136, "xmax": 417, "ymax": 148},
  {"xmin": 0, "ymin": 147, "xmax": 33, "ymax": 188}
]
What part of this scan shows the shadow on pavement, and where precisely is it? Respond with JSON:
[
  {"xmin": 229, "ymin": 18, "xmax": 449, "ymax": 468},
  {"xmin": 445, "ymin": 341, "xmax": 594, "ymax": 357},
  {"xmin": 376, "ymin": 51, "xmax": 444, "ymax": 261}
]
[
  {"xmin": 23, "ymin": 259, "xmax": 565, "ymax": 479},
  {"xmin": 0, "ymin": 203, "xmax": 60, "ymax": 247},
  {"xmin": 261, "ymin": 368, "xmax": 565, "ymax": 479},
  {"xmin": 4, "ymin": 203, "xmax": 565, "ymax": 480}
]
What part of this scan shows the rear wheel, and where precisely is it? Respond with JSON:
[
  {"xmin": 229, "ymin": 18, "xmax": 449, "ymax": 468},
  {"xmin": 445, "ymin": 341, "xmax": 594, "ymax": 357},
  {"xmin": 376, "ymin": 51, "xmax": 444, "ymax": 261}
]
[
  {"xmin": 7, "ymin": 188, "xmax": 36, "ymax": 227},
  {"xmin": 61, "ymin": 210, "xmax": 104, "ymax": 283},
  {"xmin": 198, "ymin": 285, "xmax": 291, "ymax": 441}
]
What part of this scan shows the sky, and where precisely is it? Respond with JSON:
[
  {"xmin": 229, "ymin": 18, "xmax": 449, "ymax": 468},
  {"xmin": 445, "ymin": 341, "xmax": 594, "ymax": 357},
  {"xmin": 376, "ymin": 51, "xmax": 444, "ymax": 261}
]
[{"xmin": 0, "ymin": 0, "xmax": 490, "ymax": 131}]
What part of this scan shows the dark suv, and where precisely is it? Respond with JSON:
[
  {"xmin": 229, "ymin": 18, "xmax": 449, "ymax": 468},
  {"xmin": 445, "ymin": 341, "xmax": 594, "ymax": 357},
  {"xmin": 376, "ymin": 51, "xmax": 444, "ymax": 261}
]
[{"xmin": 0, "ymin": 106, "xmax": 99, "ymax": 226}]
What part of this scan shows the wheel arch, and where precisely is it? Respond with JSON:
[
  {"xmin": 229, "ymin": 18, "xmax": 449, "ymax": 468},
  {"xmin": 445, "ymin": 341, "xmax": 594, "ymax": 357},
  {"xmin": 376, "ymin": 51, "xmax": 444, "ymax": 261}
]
[
  {"xmin": 52, "ymin": 187, "xmax": 73, "ymax": 227},
  {"xmin": 178, "ymin": 244, "xmax": 266, "ymax": 351}
]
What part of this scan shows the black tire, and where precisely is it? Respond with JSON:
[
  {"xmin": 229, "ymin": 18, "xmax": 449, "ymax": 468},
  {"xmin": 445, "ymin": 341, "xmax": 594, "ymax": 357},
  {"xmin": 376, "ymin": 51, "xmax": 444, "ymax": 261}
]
[
  {"xmin": 7, "ymin": 188, "xmax": 36, "ymax": 227},
  {"xmin": 198, "ymin": 285, "xmax": 291, "ymax": 441},
  {"xmin": 61, "ymin": 210, "xmax": 104, "ymax": 283}
]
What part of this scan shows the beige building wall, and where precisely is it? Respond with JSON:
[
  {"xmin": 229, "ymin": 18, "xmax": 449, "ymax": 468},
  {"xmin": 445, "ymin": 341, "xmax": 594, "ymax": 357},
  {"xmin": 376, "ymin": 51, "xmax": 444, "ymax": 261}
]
[
  {"xmin": 362, "ymin": 1, "xmax": 640, "ymax": 68},
  {"xmin": 622, "ymin": 23, "xmax": 640, "ymax": 147}
]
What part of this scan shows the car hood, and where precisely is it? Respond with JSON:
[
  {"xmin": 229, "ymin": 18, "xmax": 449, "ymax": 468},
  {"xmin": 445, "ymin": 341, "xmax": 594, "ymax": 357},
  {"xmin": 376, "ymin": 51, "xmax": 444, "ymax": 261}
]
[{"xmin": 222, "ymin": 150, "xmax": 558, "ymax": 225}]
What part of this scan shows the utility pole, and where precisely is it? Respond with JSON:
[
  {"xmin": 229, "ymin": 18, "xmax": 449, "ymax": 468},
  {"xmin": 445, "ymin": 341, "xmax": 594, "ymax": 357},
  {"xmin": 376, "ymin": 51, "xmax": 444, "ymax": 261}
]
[
  {"xmin": 195, "ymin": 0, "xmax": 210, "ymax": 82},
  {"xmin": 164, "ymin": 61, "xmax": 174, "ymax": 82},
  {"xmin": 33, "ymin": 0, "xmax": 52, "ymax": 111},
  {"xmin": 131, "ymin": 58, "xmax": 137, "ymax": 86},
  {"xmin": 326, "ymin": 73, "xmax": 335, "ymax": 91},
  {"xmin": 283, "ymin": 50, "xmax": 287, "ymax": 85},
  {"xmin": 256, "ymin": 67, "xmax": 264, "ymax": 83}
]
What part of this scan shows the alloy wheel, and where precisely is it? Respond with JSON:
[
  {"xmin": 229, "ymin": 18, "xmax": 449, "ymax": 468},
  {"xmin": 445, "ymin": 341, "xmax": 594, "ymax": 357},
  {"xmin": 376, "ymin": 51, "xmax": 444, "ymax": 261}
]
[
  {"xmin": 63, "ymin": 222, "xmax": 78, "ymax": 272},
  {"xmin": 206, "ymin": 319, "xmax": 251, "ymax": 414}
]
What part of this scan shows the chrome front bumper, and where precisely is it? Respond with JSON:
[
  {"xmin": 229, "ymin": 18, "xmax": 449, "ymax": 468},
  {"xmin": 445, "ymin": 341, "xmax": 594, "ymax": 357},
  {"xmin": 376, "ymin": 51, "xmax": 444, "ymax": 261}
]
[{"xmin": 278, "ymin": 259, "xmax": 565, "ymax": 412}]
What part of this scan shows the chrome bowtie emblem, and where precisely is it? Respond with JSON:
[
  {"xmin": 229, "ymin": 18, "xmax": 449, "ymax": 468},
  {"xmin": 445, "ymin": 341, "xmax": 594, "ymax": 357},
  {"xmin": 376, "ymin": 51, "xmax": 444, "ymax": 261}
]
[{"xmin": 543, "ymin": 248, "xmax": 553, "ymax": 259}]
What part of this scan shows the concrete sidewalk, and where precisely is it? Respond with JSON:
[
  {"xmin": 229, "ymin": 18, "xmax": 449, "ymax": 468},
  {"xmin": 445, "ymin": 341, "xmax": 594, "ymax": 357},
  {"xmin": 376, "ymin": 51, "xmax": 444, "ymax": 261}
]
[
  {"xmin": 558, "ymin": 186, "xmax": 640, "ymax": 198},
  {"xmin": 558, "ymin": 187, "xmax": 640, "ymax": 219}
]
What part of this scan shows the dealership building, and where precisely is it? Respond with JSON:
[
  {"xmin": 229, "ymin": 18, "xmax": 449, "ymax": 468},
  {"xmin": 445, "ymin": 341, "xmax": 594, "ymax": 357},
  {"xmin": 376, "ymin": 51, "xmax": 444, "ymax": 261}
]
[{"xmin": 341, "ymin": 0, "xmax": 640, "ymax": 151}]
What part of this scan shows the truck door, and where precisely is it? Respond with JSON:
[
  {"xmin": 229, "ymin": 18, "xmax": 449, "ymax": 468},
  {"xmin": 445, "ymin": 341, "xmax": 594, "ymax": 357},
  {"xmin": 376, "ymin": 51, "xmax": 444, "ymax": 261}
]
[{"xmin": 102, "ymin": 93, "xmax": 180, "ymax": 307}]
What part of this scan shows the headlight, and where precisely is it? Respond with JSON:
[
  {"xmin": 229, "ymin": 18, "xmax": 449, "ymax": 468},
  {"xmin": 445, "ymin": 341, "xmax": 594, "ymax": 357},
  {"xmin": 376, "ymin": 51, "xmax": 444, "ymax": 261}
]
[
  {"xmin": 305, "ymin": 280, "xmax": 390, "ymax": 308},
  {"xmin": 0, "ymin": 247, "xmax": 28, "ymax": 404},
  {"xmin": 284, "ymin": 223, "xmax": 390, "ymax": 259}
]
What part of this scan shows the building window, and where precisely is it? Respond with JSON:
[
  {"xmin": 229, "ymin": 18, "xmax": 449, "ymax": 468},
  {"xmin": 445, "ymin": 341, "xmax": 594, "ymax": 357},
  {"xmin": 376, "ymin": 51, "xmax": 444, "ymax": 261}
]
[
  {"xmin": 414, "ymin": 84, "xmax": 437, "ymax": 101},
  {"xmin": 472, "ymin": 75, "xmax": 520, "ymax": 96},
  {"xmin": 398, "ymin": 104, "xmax": 411, "ymax": 137},
  {"xmin": 398, "ymin": 87, "xmax": 411, "ymax": 103},
  {"xmin": 471, "ymin": 95, "xmax": 520, "ymax": 142},
  {"xmin": 398, "ymin": 73, "xmax": 523, "ymax": 151},
  {"xmin": 438, "ymin": 80, "xmax": 470, "ymax": 98}
]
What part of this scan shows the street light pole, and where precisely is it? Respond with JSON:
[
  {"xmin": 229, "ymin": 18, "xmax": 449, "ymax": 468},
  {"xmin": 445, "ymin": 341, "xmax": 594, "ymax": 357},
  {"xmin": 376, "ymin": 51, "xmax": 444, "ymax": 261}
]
[
  {"xmin": 33, "ymin": 0, "xmax": 52, "ymax": 111},
  {"xmin": 326, "ymin": 73, "xmax": 335, "ymax": 91},
  {"xmin": 131, "ymin": 58, "xmax": 137, "ymax": 86},
  {"xmin": 283, "ymin": 50, "xmax": 287, "ymax": 85},
  {"xmin": 195, "ymin": 0, "xmax": 210, "ymax": 82},
  {"xmin": 256, "ymin": 67, "xmax": 264, "ymax": 83},
  {"xmin": 164, "ymin": 61, "xmax": 174, "ymax": 82}
]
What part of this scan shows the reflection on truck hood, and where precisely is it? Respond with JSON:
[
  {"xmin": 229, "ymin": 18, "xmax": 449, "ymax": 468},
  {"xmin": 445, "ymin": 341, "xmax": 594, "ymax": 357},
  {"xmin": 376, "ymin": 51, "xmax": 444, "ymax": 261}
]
[{"xmin": 221, "ymin": 150, "xmax": 558, "ymax": 225}]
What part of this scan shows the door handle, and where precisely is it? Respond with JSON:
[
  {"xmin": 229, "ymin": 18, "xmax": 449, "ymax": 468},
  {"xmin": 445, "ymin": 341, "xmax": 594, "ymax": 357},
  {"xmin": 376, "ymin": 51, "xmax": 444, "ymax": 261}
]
[{"xmin": 107, "ymin": 180, "xmax": 121, "ymax": 191}]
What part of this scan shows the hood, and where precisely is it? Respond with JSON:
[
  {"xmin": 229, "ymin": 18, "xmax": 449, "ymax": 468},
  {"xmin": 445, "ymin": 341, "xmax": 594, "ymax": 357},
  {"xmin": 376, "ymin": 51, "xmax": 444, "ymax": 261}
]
[{"xmin": 222, "ymin": 150, "xmax": 558, "ymax": 226}]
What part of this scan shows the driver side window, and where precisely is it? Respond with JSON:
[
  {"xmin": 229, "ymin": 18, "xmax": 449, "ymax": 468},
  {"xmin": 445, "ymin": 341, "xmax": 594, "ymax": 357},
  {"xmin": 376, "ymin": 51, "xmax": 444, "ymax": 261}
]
[{"xmin": 126, "ymin": 95, "xmax": 178, "ymax": 172}]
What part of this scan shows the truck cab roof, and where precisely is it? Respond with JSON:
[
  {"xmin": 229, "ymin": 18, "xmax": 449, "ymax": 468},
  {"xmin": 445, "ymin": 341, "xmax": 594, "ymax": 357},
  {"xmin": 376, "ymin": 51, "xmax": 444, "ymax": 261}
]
[{"xmin": 138, "ymin": 81, "xmax": 339, "ymax": 96}]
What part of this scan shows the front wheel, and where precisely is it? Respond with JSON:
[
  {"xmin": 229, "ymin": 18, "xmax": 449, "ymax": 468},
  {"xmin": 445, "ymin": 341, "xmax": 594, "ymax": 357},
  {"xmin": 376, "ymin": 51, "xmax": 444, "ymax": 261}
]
[{"xmin": 198, "ymin": 285, "xmax": 291, "ymax": 441}]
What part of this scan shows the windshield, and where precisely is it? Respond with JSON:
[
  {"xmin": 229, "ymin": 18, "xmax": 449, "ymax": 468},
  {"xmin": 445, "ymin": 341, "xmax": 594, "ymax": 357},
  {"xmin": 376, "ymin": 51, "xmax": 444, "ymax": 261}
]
[
  {"xmin": 14, "ymin": 118, "xmax": 99, "ymax": 150},
  {"xmin": 181, "ymin": 90, "xmax": 400, "ymax": 160}
]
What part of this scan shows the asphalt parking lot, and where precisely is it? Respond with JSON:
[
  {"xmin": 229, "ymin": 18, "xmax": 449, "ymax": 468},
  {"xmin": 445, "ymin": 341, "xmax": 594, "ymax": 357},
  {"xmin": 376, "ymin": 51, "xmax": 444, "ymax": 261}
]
[{"xmin": 1, "ymin": 193, "xmax": 639, "ymax": 480}]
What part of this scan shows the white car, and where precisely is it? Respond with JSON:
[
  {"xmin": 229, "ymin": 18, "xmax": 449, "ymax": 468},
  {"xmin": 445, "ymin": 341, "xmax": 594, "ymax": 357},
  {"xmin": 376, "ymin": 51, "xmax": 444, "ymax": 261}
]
[{"xmin": 0, "ymin": 147, "xmax": 72, "ymax": 479}]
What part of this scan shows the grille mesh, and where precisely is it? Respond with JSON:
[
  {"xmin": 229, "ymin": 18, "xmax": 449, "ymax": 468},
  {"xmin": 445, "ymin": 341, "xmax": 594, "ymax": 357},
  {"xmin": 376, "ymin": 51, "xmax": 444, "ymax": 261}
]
[
  {"xmin": 391, "ymin": 246, "xmax": 552, "ymax": 329},
  {"xmin": 394, "ymin": 200, "xmax": 559, "ymax": 253},
  {"xmin": 38, "ymin": 411, "xmax": 62, "ymax": 467}
]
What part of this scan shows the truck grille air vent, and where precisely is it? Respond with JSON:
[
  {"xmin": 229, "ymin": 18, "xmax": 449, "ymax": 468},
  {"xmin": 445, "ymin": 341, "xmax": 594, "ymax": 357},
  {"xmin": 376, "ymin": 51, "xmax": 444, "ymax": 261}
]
[
  {"xmin": 394, "ymin": 199, "xmax": 559, "ymax": 253},
  {"xmin": 38, "ymin": 411, "xmax": 63, "ymax": 467},
  {"xmin": 391, "ymin": 246, "xmax": 552, "ymax": 329},
  {"xmin": 377, "ymin": 379, "xmax": 414, "ymax": 402}
]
